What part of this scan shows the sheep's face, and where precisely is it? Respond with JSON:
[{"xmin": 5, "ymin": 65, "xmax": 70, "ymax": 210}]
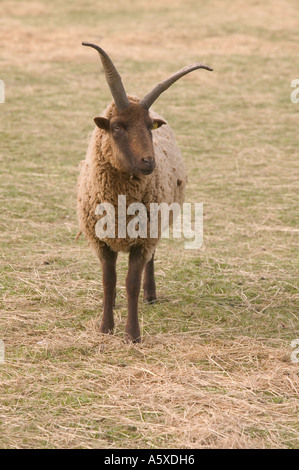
[{"xmin": 94, "ymin": 102, "xmax": 166, "ymax": 176}]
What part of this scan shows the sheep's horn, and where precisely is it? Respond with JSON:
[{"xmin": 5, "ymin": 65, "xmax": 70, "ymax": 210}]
[
  {"xmin": 140, "ymin": 63, "xmax": 213, "ymax": 109},
  {"xmin": 82, "ymin": 42, "xmax": 130, "ymax": 110}
]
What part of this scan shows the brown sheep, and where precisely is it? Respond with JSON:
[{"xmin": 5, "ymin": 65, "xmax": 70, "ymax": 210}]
[{"xmin": 77, "ymin": 43, "xmax": 212, "ymax": 342}]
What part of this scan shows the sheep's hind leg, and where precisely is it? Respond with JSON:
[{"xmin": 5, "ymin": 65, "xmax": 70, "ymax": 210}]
[
  {"xmin": 126, "ymin": 246, "xmax": 147, "ymax": 343},
  {"xmin": 99, "ymin": 246, "xmax": 117, "ymax": 334},
  {"xmin": 143, "ymin": 252, "xmax": 157, "ymax": 303}
]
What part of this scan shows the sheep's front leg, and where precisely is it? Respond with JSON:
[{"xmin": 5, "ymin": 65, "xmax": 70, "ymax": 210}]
[
  {"xmin": 99, "ymin": 245, "xmax": 118, "ymax": 334},
  {"xmin": 143, "ymin": 252, "xmax": 157, "ymax": 303},
  {"xmin": 126, "ymin": 246, "xmax": 147, "ymax": 343}
]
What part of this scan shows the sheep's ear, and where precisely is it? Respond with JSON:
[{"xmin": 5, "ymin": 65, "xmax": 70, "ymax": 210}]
[
  {"xmin": 152, "ymin": 119, "xmax": 166, "ymax": 129},
  {"xmin": 94, "ymin": 117, "xmax": 110, "ymax": 131}
]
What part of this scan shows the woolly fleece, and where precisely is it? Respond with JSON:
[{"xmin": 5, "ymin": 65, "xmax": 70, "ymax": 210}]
[{"xmin": 77, "ymin": 97, "xmax": 186, "ymax": 263}]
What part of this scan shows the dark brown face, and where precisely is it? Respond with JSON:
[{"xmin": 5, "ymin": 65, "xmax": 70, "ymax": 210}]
[{"xmin": 94, "ymin": 103, "xmax": 166, "ymax": 176}]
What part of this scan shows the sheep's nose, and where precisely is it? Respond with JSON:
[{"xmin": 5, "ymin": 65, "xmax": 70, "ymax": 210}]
[
  {"xmin": 138, "ymin": 156, "xmax": 156, "ymax": 174},
  {"xmin": 142, "ymin": 157, "xmax": 153, "ymax": 166},
  {"xmin": 142, "ymin": 157, "xmax": 154, "ymax": 166}
]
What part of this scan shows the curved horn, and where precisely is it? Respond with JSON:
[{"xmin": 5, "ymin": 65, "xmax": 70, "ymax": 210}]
[
  {"xmin": 82, "ymin": 42, "xmax": 130, "ymax": 110},
  {"xmin": 140, "ymin": 63, "xmax": 213, "ymax": 109}
]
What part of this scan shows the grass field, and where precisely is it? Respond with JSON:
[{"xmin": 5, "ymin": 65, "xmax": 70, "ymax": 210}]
[{"xmin": 0, "ymin": 0, "xmax": 298, "ymax": 449}]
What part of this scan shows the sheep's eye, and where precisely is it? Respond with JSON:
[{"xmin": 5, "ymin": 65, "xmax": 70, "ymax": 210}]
[
  {"xmin": 152, "ymin": 122, "xmax": 159, "ymax": 130},
  {"xmin": 113, "ymin": 124, "xmax": 124, "ymax": 133}
]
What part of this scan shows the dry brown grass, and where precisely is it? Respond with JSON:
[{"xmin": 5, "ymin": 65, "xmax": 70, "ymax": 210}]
[{"xmin": 1, "ymin": 330, "xmax": 298, "ymax": 448}]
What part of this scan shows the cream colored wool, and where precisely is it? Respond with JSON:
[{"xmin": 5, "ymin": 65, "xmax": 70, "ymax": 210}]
[{"xmin": 77, "ymin": 97, "xmax": 186, "ymax": 263}]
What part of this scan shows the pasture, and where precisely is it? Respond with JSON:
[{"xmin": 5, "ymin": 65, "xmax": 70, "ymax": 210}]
[{"xmin": 0, "ymin": 0, "xmax": 298, "ymax": 448}]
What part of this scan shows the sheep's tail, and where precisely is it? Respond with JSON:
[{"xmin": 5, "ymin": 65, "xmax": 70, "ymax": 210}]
[{"xmin": 75, "ymin": 231, "xmax": 82, "ymax": 241}]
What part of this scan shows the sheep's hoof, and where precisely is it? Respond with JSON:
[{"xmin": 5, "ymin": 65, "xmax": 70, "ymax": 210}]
[
  {"xmin": 144, "ymin": 296, "xmax": 157, "ymax": 304},
  {"xmin": 99, "ymin": 328, "xmax": 114, "ymax": 335},
  {"xmin": 126, "ymin": 335, "xmax": 141, "ymax": 344},
  {"xmin": 99, "ymin": 321, "xmax": 114, "ymax": 335},
  {"xmin": 125, "ymin": 328, "xmax": 141, "ymax": 343}
]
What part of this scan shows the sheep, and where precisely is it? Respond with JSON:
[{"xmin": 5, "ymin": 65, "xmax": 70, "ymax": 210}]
[{"xmin": 77, "ymin": 42, "xmax": 213, "ymax": 342}]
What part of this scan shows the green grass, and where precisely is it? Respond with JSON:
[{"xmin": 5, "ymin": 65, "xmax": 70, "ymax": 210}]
[{"xmin": 0, "ymin": 0, "xmax": 298, "ymax": 449}]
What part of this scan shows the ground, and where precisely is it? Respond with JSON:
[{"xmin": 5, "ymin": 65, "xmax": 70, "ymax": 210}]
[{"xmin": 0, "ymin": 0, "xmax": 298, "ymax": 449}]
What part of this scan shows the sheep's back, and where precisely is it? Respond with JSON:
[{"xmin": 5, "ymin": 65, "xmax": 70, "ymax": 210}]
[{"xmin": 150, "ymin": 109, "xmax": 186, "ymax": 207}]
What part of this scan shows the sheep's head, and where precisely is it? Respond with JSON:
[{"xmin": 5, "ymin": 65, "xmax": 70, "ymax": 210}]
[
  {"xmin": 82, "ymin": 42, "xmax": 213, "ymax": 176},
  {"xmin": 94, "ymin": 101, "xmax": 165, "ymax": 176}
]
